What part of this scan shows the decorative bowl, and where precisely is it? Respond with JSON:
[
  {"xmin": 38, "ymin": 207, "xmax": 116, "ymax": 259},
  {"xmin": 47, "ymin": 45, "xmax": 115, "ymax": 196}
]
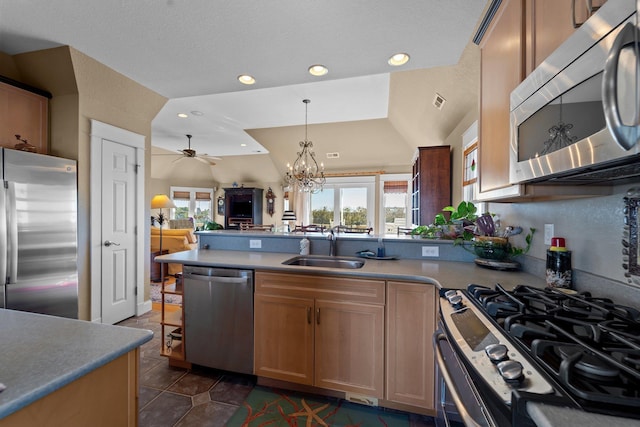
[{"xmin": 472, "ymin": 236, "xmax": 511, "ymax": 260}]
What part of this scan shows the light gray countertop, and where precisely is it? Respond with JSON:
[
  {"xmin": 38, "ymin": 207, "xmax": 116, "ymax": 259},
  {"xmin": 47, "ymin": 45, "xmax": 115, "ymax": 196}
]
[
  {"xmin": 527, "ymin": 402, "xmax": 640, "ymax": 427},
  {"xmin": 0, "ymin": 309, "xmax": 152, "ymax": 419},
  {"xmin": 156, "ymin": 249, "xmax": 545, "ymax": 290}
]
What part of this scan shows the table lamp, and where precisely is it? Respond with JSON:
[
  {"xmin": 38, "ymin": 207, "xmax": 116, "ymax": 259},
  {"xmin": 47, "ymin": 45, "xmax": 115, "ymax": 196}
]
[
  {"xmin": 281, "ymin": 210, "xmax": 297, "ymax": 232},
  {"xmin": 151, "ymin": 194, "xmax": 176, "ymax": 280}
]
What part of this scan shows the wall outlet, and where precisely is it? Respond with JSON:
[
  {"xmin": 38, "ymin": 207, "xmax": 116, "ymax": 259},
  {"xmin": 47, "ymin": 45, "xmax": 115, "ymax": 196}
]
[
  {"xmin": 422, "ymin": 246, "xmax": 439, "ymax": 257},
  {"xmin": 249, "ymin": 239, "xmax": 262, "ymax": 249},
  {"xmin": 544, "ymin": 224, "xmax": 554, "ymax": 245}
]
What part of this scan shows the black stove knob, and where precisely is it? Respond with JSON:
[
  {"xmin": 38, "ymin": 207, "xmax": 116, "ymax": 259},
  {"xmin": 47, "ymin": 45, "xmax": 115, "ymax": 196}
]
[
  {"xmin": 485, "ymin": 343, "xmax": 509, "ymax": 363},
  {"xmin": 497, "ymin": 360, "xmax": 524, "ymax": 384}
]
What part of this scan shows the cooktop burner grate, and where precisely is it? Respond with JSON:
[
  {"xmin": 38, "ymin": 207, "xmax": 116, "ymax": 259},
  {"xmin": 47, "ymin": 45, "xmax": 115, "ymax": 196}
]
[{"xmin": 466, "ymin": 284, "xmax": 640, "ymax": 417}]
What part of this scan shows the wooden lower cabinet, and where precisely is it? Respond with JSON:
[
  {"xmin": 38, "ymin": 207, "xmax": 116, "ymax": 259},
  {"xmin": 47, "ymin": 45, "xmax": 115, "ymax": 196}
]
[
  {"xmin": 2, "ymin": 350, "xmax": 139, "ymax": 426},
  {"xmin": 254, "ymin": 271, "xmax": 385, "ymax": 399},
  {"xmin": 386, "ymin": 281, "xmax": 437, "ymax": 411},
  {"xmin": 254, "ymin": 294, "xmax": 314, "ymax": 385},
  {"xmin": 315, "ymin": 299, "xmax": 384, "ymax": 396}
]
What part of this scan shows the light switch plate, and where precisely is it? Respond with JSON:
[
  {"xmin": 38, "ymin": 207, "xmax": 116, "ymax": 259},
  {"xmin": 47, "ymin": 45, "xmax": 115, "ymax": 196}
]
[
  {"xmin": 422, "ymin": 246, "xmax": 439, "ymax": 257},
  {"xmin": 544, "ymin": 224, "xmax": 554, "ymax": 245},
  {"xmin": 249, "ymin": 239, "xmax": 262, "ymax": 249}
]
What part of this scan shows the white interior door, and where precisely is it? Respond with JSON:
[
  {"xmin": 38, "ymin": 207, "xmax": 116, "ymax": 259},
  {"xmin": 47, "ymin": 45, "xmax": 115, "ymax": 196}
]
[
  {"xmin": 90, "ymin": 120, "xmax": 146, "ymax": 324},
  {"xmin": 101, "ymin": 141, "xmax": 137, "ymax": 324}
]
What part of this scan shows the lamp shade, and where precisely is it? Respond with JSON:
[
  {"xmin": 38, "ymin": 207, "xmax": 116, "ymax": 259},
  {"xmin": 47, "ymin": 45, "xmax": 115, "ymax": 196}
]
[
  {"xmin": 151, "ymin": 194, "xmax": 176, "ymax": 209},
  {"xmin": 281, "ymin": 210, "xmax": 297, "ymax": 221}
]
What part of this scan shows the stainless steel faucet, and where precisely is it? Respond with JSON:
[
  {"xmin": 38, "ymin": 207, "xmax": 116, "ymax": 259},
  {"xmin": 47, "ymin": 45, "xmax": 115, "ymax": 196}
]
[{"xmin": 327, "ymin": 229, "xmax": 336, "ymax": 256}]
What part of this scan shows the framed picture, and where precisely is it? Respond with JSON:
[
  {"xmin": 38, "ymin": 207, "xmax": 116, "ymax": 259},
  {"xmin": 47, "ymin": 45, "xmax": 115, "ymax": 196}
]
[{"xmin": 463, "ymin": 141, "xmax": 478, "ymax": 186}]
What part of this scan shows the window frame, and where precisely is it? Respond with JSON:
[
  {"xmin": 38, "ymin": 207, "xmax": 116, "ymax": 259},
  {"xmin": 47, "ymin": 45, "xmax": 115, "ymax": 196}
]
[
  {"xmin": 304, "ymin": 176, "xmax": 375, "ymax": 229},
  {"xmin": 169, "ymin": 186, "xmax": 214, "ymax": 227},
  {"xmin": 378, "ymin": 173, "xmax": 411, "ymax": 233}
]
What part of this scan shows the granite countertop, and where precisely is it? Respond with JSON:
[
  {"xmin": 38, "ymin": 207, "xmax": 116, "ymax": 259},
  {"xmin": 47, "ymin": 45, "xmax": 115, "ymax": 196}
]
[
  {"xmin": 156, "ymin": 249, "xmax": 545, "ymax": 290},
  {"xmin": 0, "ymin": 309, "xmax": 152, "ymax": 419}
]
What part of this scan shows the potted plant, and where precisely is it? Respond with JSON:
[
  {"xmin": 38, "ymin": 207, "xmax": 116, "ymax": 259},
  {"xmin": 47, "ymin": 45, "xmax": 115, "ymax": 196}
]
[
  {"xmin": 466, "ymin": 213, "xmax": 536, "ymax": 261},
  {"xmin": 410, "ymin": 201, "xmax": 479, "ymax": 239}
]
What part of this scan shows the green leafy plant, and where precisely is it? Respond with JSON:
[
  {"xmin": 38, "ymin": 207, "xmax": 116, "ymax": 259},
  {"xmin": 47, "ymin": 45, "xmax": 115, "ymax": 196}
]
[
  {"xmin": 508, "ymin": 227, "xmax": 536, "ymax": 258},
  {"xmin": 441, "ymin": 201, "xmax": 478, "ymax": 224}
]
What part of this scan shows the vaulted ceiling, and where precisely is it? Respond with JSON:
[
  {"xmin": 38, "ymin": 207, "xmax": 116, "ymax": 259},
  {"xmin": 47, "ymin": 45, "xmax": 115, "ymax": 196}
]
[{"xmin": 0, "ymin": 0, "xmax": 485, "ymax": 183}]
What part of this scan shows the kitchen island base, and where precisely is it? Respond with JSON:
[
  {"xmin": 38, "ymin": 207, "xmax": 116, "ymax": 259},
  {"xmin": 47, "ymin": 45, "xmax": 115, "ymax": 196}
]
[{"xmin": 1, "ymin": 351, "xmax": 139, "ymax": 427}]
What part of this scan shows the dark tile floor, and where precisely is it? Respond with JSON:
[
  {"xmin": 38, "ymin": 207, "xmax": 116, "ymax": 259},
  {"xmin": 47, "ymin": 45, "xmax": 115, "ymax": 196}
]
[{"xmin": 118, "ymin": 310, "xmax": 437, "ymax": 427}]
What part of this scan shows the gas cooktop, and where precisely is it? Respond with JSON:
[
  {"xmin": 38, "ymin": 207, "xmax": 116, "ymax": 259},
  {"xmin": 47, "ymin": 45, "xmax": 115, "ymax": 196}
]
[{"xmin": 463, "ymin": 284, "xmax": 640, "ymax": 419}]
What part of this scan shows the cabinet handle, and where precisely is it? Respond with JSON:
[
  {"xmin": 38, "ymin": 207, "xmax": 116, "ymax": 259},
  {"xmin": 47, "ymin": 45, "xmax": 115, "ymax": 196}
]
[
  {"xmin": 307, "ymin": 306, "xmax": 311, "ymax": 324},
  {"xmin": 316, "ymin": 308, "xmax": 320, "ymax": 325}
]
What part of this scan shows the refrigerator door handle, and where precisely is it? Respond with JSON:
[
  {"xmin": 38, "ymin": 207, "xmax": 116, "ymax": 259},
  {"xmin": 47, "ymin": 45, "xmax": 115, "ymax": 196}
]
[
  {"xmin": 0, "ymin": 180, "xmax": 6, "ymax": 307},
  {"xmin": 5, "ymin": 182, "xmax": 17, "ymax": 285}
]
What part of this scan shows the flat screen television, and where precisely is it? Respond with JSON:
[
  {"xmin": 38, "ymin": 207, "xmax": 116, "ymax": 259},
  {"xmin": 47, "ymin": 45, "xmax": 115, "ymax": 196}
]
[{"xmin": 229, "ymin": 199, "xmax": 252, "ymax": 217}]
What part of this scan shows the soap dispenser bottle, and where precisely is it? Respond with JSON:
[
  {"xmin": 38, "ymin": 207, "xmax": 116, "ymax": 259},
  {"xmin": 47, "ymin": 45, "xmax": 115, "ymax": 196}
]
[
  {"xmin": 300, "ymin": 235, "xmax": 310, "ymax": 255},
  {"xmin": 377, "ymin": 238, "xmax": 385, "ymax": 258}
]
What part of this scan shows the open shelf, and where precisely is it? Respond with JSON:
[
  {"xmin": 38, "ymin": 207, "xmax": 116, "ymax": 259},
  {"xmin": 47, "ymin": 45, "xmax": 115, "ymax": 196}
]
[{"xmin": 159, "ymin": 273, "xmax": 187, "ymax": 363}]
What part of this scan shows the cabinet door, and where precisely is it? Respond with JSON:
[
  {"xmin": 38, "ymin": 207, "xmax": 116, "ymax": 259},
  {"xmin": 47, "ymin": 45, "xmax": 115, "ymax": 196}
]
[
  {"xmin": 526, "ymin": 0, "xmax": 576, "ymax": 73},
  {"xmin": 479, "ymin": 0, "xmax": 524, "ymax": 194},
  {"xmin": 0, "ymin": 82, "xmax": 48, "ymax": 153},
  {"xmin": 314, "ymin": 299, "xmax": 384, "ymax": 398},
  {"xmin": 386, "ymin": 282, "xmax": 437, "ymax": 409},
  {"xmin": 254, "ymin": 294, "xmax": 314, "ymax": 385}
]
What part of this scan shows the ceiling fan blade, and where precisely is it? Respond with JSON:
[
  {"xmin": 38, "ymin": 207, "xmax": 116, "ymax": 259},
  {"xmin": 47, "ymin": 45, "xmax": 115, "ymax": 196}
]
[
  {"xmin": 201, "ymin": 154, "xmax": 222, "ymax": 161},
  {"xmin": 195, "ymin": 156, "xmax": 215, "ymax": 166}
]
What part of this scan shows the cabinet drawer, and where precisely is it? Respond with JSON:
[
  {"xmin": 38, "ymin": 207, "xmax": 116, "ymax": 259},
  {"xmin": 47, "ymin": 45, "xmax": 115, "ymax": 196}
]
[{"xmin": 255, "ymin": 271, "xmax": 385, "ymax": 305}]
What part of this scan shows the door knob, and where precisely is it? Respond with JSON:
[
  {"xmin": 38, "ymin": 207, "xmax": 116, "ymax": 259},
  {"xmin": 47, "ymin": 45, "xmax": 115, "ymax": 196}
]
[{"xmin": 104, "ymin": 240, "xmax": 121, "ymax": 247}]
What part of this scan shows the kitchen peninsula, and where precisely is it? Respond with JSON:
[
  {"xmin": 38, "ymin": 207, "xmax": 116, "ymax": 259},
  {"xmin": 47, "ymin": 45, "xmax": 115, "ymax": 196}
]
[
  {"xmin": 155, "ymin": 234, "xmax": 545, "ymax": 415},
  {"xmin": 0, "ymin": 309, "xmax": 152, "ymax": 426}
]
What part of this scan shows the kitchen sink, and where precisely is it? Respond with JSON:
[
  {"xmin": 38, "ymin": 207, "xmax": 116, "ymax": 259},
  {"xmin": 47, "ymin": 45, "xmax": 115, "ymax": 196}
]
[{"xmin": 282, "ymin": 255, "xmax": 365, "ymax": 269}]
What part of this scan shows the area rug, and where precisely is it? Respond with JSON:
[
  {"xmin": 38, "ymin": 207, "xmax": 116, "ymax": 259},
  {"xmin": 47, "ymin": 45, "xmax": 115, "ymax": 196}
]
[
  {"xmin": 226, "ymin": 386, "xmax": 411, "ymax": 427},
  {"xmin": 149, "ymin": 279, "xmax": 182, "ymax": 305}
]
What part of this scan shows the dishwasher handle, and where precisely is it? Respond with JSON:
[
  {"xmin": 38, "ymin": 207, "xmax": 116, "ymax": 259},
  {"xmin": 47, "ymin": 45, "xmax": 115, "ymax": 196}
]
[{"xmin": 184, "ymin": 273, "xmax": 250, "ymax": 284}]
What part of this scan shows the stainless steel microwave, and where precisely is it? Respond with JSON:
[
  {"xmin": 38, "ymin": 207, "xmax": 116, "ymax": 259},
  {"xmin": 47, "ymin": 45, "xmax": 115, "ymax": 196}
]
[{"xmin": 510, "ymin": 0, "xmax": 640, "ymax": 185}]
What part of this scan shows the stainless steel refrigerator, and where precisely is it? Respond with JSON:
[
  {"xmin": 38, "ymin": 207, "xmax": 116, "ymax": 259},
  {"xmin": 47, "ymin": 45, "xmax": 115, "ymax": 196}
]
[{"xmin": 0, "ymin": 148, "xmax": 78, "ymax": 318}]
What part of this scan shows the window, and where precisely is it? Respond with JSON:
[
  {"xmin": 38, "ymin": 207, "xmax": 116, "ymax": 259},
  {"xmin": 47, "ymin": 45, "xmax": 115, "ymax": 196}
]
[
  {"xmin": 170, "ymin": 186, "xmax": 214, "ymax": 228},
  {"xmin": 379, "ymin": 174, "xmax": 411, "ymax": 233},
  {"xmin": 306, "ymin": 177, "xmax": 375, "ymax": 230}
]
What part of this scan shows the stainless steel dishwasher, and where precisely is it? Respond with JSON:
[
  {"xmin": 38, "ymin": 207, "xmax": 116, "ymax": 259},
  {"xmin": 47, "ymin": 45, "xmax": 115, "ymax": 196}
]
[{"xmin": 183, "ymin": 265, "xmax": 254, "ymax": 374}]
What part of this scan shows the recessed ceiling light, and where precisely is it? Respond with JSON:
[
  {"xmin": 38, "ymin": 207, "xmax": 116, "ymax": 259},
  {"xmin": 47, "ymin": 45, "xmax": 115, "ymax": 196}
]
[
  {"xmin": 238, "ymin": 74, "xmax": 256, "ymax": 85},
  {"xmin": 240, "ymin": 143, "xmax": 247, "ymax": 147},
  {"xmin": 190, "ymin": 110, "xmax": 204, "ymax": 116},
  {"xmin": 177, "ymin": 113, "xmax": 188, "ymax": 118},
  {"xmin": 388, "ymin": 53, "xmax": 410, "ymax": 66},
  {"xmin": 308, "ymin": 64, "xmax": 328, "ymax": 76}
]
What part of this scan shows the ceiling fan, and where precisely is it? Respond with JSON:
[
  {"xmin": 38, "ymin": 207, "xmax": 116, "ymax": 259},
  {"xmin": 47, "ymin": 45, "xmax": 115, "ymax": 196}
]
[{"xmin": 153, "ymin": 134, "xmax": 221, "ymax": 165}]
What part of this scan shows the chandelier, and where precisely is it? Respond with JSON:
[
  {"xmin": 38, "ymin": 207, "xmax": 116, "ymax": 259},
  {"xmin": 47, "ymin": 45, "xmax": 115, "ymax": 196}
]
[{"xmin": 284, "ymin": 99, "xmax": 326, "ymax": 193}]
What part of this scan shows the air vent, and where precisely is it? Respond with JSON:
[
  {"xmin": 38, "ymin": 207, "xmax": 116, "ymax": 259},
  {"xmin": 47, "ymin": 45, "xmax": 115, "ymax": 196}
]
[
  {"xmin": 433, "ymin": 93, "xmax": 446, "ymax": 110},
  {"xmin": 326, "ymin": 152, "xmax": 340, "ymax": 159}
]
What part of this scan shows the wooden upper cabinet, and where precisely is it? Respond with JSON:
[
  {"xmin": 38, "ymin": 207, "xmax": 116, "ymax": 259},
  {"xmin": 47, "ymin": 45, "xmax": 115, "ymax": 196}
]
[
  {"xmin": 525, "ymin": 0, "xmax": 607, "ymax": 74},
  {"xmin": 411, "ymin": 146, "xmax": 451, "ymax": 226},
  {"xmin": 0, "ymin": 80, "xmax": 49, "ymax": 154},
  {"xmin": 478, "ymin": 0, "xmax": 524, "ymax": 195}
]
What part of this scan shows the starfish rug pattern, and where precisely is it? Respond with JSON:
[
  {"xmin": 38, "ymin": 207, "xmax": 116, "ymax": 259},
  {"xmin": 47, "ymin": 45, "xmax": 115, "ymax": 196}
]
[{"xmin": 226, "ymin": 386, "xmax": 411, "ymax": 427}]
